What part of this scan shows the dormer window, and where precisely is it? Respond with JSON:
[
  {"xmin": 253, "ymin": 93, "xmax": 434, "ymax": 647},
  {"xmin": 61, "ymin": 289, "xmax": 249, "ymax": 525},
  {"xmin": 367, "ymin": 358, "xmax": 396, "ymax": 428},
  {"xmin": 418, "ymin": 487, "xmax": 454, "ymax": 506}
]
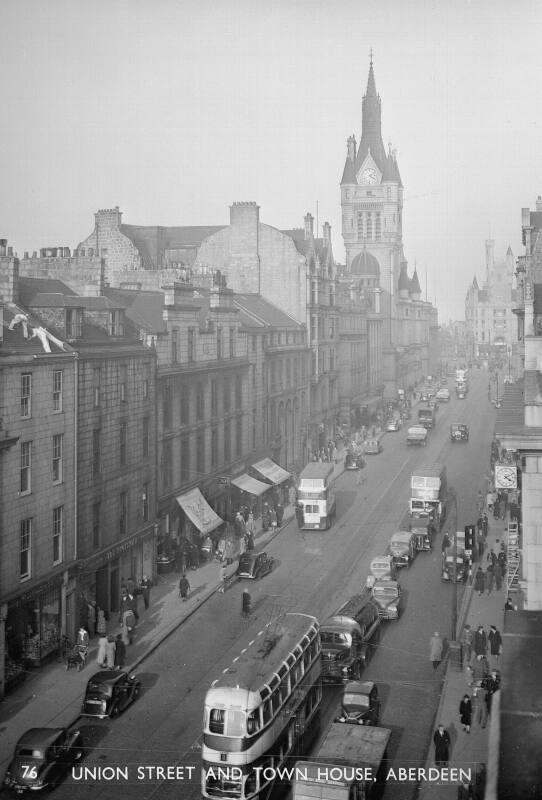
[
  {"xmin": 109, "ymin": 310, "xmax": 125, "ymax": 337},
  {"xmin": 65, "ymin": 309, "xmax": 82, "ymax": 339}
]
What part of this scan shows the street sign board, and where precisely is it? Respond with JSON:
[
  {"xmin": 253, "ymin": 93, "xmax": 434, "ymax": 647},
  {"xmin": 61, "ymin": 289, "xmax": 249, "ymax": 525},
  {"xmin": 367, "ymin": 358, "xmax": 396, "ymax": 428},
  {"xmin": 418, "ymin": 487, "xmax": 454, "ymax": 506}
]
[{"xmin": 217, "ymin": 477, "xmax": 230, "ymax": 486}]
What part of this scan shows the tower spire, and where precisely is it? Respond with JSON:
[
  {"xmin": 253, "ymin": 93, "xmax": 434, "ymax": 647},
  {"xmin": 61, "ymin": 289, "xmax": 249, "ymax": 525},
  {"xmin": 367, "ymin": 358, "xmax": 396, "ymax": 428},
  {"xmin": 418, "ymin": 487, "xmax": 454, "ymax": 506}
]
[{"xmin": 355, "ymin": 54, "xmax": 386, "ymax": 173}]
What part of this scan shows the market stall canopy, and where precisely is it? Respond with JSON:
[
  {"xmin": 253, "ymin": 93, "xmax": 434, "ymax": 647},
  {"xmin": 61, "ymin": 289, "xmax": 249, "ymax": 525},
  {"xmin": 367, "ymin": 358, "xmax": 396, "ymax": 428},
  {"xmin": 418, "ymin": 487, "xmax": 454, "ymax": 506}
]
[
  {"xmin": 176, "ymin": 488, "xmax": 223, "ymax": 535},
  {"xmin": 251, "ymin": 458, "xmax": 291, "ymax": 485},
  {"xmin": 231, "ymin": 474, "xmax": 270, "ymax": 497}
]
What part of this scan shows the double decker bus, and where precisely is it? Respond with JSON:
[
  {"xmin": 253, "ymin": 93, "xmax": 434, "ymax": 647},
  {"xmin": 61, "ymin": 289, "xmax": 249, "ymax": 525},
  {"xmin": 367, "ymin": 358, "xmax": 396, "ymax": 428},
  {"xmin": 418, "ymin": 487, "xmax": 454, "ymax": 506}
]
[{"xmin": 202, "ymin": 613, "xmax": 322, "ymax": 800}]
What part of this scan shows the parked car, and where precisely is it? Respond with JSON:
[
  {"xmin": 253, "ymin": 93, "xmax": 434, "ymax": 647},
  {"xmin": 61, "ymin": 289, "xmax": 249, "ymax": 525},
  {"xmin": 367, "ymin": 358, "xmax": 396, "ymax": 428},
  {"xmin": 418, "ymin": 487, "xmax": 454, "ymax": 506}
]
[
  {"xmin": 389, "ymin": 531, "xmax": 416, "ymax": 568},
  {"xmin": 345, "ymin": 449, "xmax": 365, "ymax": 470},
  {"xmin": 364, "ymin": 435, "xmax": 384, "ymax": 455},
  {"xmin": 386, "ymin": 417, "xmax": 402, "ymax": 432},
  {"xmin": 81, "ymin": 670, "xmax": 141, "ymax": 719},
  {"xmin": 371, "ymin": 580, "xmax": 401, "ymax": 620},
  {"xmin": 436, "ymin": 388, "xmax": 450, "ymax": 402},
  {"xmin": 427, "ymin": 399, "xmax": 439, "ymax": 412},
  {"xmin": 3, "ymin": 727, "xmax": 84, "ymax": 793},
  {"xmin": 406, "ymin": 426, "xmax": 428, "ymax": 446},
  {"xmin": 369, "ymin": 555, "xmax": 397, "ymax": 582},
  {"xmin": 237, "ymin": 551, "xmax": 274, "ymax": 580},
  {"xmin": 450, "ymin": 423, "xmax": 469, "ymax": 442},
  {"xmin": 335, "ymin": 681, "xmax": 380, "ymax": 726}
]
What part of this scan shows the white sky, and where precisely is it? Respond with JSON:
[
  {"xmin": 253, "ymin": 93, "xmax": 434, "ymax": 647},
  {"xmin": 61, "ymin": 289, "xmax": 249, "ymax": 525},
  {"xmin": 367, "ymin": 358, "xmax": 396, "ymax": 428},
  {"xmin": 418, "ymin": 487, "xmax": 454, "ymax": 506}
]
[{"xmin": 1, "ymin": 0, "xmax": 541, "ymax": 320}]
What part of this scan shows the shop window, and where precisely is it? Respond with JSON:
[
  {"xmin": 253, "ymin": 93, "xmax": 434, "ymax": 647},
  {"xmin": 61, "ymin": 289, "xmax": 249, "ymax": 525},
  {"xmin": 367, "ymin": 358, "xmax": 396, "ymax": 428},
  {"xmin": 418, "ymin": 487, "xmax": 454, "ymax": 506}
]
[
  {"xmin": 52, "ymin": 370, "xmax": 63, "ymax": 412},
  {"xmin": 20, "ymin": 518, "xmax": 32, "ymax": 579},
  {"xmin": 52, "ymin": 433, "xmax": 63, "ymax": 483},
  {"xmin": 20, "ymin": 441, "xmax": 31, "ymax": 494},
  {"xmin": 53, "ymin": 505, "xmax": 63, "ymax": 564},
  {"xmin": 21, "ymin": 373, "xmax": 32, "ymax": 418}
]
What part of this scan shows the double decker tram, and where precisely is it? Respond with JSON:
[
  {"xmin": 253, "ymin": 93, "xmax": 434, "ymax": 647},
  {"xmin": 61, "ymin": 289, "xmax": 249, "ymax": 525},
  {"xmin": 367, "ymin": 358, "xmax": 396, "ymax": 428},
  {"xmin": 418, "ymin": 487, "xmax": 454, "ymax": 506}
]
[{"xmin": 202, "ymin": 613, "xmax": 322, "ymax": 800}]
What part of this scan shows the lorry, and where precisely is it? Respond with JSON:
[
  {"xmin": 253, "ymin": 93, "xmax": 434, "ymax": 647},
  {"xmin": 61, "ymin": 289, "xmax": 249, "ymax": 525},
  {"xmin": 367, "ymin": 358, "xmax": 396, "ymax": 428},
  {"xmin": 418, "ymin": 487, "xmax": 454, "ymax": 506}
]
[
  {"xmin": 409, "ymin": 463, "xmax": 447, "ymax": 529},
  {"xmin": 297, "ymin": 462, "xmax": 336, "ymax": 530},
  {"xmin": 320, "ymin": 595, "xmax": 381, "ymax": 682},
  {"xmin": 417, "ymin": 407, "xmax": 436, "ymax": 429},
  {"xmin": 406, "ymin": 425, "xmax": 428, "ymax": 446},
  {"xmin": 293, "ymin": 723, "xmax": 391, "ymax": 800},
  {"xmin": 442, "ymin": 531, "xmax": 468, "ymax": 582}
]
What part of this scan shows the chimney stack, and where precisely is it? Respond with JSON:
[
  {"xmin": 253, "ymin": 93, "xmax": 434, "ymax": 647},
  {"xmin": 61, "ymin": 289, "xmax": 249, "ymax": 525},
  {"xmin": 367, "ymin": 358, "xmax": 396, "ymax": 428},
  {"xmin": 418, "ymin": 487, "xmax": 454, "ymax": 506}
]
[
  {"xmin": 537, "ymin": 195, "xmax": 542, "ymax": 212},
  {"xmin": 304, "ymin": 213, "xmax": 314, "ymax": 240},
  {"xmin": 0, "ymin": 242, "xmax": 19, "ymax": 304},
  {"xmin": 0, "ymin": 239, "xmax": 6, "ymax": 257},
  {"xmin": 322, "ymin": 221, "xmax": 331, "ymax": 244}
]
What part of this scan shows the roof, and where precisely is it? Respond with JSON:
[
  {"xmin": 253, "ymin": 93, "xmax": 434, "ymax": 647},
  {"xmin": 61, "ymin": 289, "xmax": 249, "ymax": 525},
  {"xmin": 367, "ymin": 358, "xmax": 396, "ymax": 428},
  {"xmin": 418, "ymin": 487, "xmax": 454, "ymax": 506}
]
[
  {"xmin": 398, "ymin": 266, "xmax": 410, "ymax": 291},
  {"xmin": 299, "ymin": 462, "xmax": 334, "ymax": 479},
  {"xmin": 233, "ymin": 294, "xmax": 301, "ymax": 329},
  {"xmin": 354, "ymin": 63, "xmax": 387, "ymax": 174},
  {"xmin": 321, "ymin": 616, "xmax": 361, "ymax": 634},
  {"xmin": 120, "ymin": 224, "xmax": 225, "ymax": 268},
  {"xmin": 410, "ymin": 268, "xmax": 422, "ymax": 295},
  {"xmin": 340, "ymin": 156, "xmax": 356, "ymax": 185},
  {"xmin": 16, "ymin": 728, "xmax": 65, "ymax": 747},
  {"xmin": 18, "ymin": 277, "xmax": 77, "ymax": 306},
  {"xmin": 104, "ymin": 287, "xmax": 167, "ymax": 334},
  {"xmin": 351, "ymin": 249, "xmax": 380, "ymax": 276},
  {"xmin": 1, "ymin": 307, "xmax": 69, "ymax": 356},
  {"xmin": 87, "ymin": 670, "xmax": 126, "ymax": 686},
  {"xmin": 494, "ymin": 380, "xmax": 528, "ymax": 436}
]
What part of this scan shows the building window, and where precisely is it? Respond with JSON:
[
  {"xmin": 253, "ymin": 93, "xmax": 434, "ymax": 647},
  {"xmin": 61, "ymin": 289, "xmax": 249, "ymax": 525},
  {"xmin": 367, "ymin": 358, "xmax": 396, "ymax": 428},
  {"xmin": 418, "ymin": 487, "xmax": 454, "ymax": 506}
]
[
  {"xmin": 252, "ymin": 408, "xmax": 256, "ymax": 449},
  {"xmin": 180, "ymin": 437, "xmax": 190, "ymax": 483},
  {"xmin": 211, "ymin": 428, "xmax": 218, "ymax": 466},
  {"xmin": 163, "ymin": 381, "xmax": 172, "ymax": 429},
  {"xmin": 235, "ymin": 375, "xmax": 242, "ymax": 409},
  {"xmin": 143, "ymin": 365, "xmax": 150, "ymax": 399},
  {"xmin": 375, "ymin": 212, "xmax": 381, "ymax": 240},
  {"xmin": 120, "ymin": 422, "xmax": 127, "ymax": 467},
  {"xmin": 142, "ymin": 485, "xmax": 149, "ymax": 522},
  {"xmin": 311, "ymin": 316, "xmax": 317, "ymax": 342},
  {"xmin": 196, "ymin": 383, "xmax": 205, "ymax": 421},
  {"xmin": 224, "ymin": 421, "xmax": 231, "ymax": 464},
  {"xmin": 92, "ymin": 502, "xmax": 101, "ymax": 549},
  {"xmin": 223, "ymin": 379, "xmax": 231, "ymax": 414},
  {"xmin": 21, "ymin": 373, "xmax": 32, "ymax": 418},
  {"xmin": 52, "ymin": 433, "xmax": 63, "ymax": 483},
  {"xmin": 357, "ymin": 211, "xmax": 364, "ymax": 240},
  {"xmin": 366, "ymin": 213, "xmax": 373, "ymax": 240},
  {"xmin": 119, "ymin": 365, "xmax": 127, "ymax": 402},
  {"xmin": 236, "ymin": 417, "xmax": 242, "ymax": 458},
  {"xmin": 143, "ymin": 417, "xmax": 150, "ymax": 458},
  {"xmin": 66, "ymin": 309, "xmax": 82, "ymax": 339},
  {"xmin": 188, "ymin": 328, "xmax": 195, "ymax": 362},
  {"xmin": 20, "ymin": 442, "xmax": 31, "ymax": 494},
  {"xmin": 93, "ymin": 367, "xmax": 101, "ymax": 407},
  {"xmin": 171, "ymin": 328, "xmax": 179, "ymax": 363},
  {"xmin": 217, "ymin": 326, "xmax": 223, "ymax": 359},
  {"xmin": 180, "ymin": 383, "xmax": 189, "ymax": 425},
  {"xmin": 162, "ymin": 440, "xmax": 172, "ymax": 489},
  {"xmin": 119, "ymin": 491, "xmax": 128, "ymax": 536},
  {"xmin": 196, "ymin": 433, "xmax": 204, "ymax": 477},
  {"xmin": 53, "ymin": 505, "xmax": 63, "ymax": 564},
  {"xmin": 20, "ymin": 518, "xmax": 32, "ymax": 580},
  {"xmin": 92, "ymin": 429, "xmax": 100, "ymax": 476},
  {"xmin": 229, "ymin": 327, "xmax": 235, "ymax": 358},
  {"xmin": 311, "ymin": 282, "xmax": 317, "ymax": 306},
  {"xmin": 211, "ymin": 378, "xmax": 217, "ymax": 416},
  {"xmin": 52, "ymin": 370, "xmax": 63, "ymax": 412},
  {"xmin": 109, "ymin": 310, "xmax": 125, "ymax": 337}
]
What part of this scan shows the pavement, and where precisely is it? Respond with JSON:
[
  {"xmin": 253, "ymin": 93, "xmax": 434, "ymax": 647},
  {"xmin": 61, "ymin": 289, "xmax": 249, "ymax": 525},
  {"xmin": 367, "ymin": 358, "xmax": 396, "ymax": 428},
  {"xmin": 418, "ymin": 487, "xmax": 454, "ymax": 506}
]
[
  {"xmin": 0, "ymin": 448, "xmax": 348, "ymax": 773},
  {"xmin": 416, "ymin": 511, "xmax": 511, "ymax": 800}
]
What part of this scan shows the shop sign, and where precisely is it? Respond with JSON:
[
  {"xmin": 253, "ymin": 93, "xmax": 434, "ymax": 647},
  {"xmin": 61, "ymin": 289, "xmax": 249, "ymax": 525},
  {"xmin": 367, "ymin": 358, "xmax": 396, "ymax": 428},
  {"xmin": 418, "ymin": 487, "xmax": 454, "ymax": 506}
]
[
  {"xmin": 83, "ymin": 527, "xmax": 155, "ymax": 571},
  {"xmin": 8, "ymin": 575, "xmax": 63, "ymax": 608}
]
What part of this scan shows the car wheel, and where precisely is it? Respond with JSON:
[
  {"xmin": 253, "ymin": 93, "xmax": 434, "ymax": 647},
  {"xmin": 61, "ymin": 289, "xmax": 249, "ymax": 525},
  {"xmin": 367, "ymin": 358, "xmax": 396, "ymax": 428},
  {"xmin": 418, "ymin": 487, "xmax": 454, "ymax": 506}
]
[
  {"xmin": 133, "ymin": 685, "xmax": 141, "ymax": 699},
  {"xmin": 110, "ymin": 704, "xmax": 120, "ymax": 718}
]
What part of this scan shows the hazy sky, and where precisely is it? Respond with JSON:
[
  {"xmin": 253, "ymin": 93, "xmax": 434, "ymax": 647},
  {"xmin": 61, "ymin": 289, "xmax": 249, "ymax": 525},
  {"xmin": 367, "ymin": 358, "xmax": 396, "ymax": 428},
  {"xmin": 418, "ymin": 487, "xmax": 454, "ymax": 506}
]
[{"xmin": 2, "ymin": 0, "xmax": 541, "ymax": 320}]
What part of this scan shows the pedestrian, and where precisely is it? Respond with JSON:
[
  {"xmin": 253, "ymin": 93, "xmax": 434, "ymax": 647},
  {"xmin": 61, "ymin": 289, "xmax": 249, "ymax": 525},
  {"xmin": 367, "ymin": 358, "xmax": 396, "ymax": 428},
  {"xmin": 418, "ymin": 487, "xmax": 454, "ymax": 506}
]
[
  {"xmin": 473, "ymin": 684, "xmax": 488, "ymax": 728},
  {"xmin": 483, "ymin": 670, "xmax": 501, "ymax": 714},
  {"xmin": 105, "ymin": 634, "xmax": 116, "ymax": 669},
  {"xmin": 288, "ymin": 484, "xmax": 296, "ymax": 506},
  {"xmin": 497, "ymin": 548, "xmax": 507, "ymax": 575},
  {"xmin": 504, "ymin": 596, "xmax": 516, "ymax": 611},
  {"xmin": 139, "ymin": 575, "xmax": 152, "ymax": 610},
  {"xmin": 477, "ymin": 530, "xmax": 485, "ymax": 560},
  {"xmin": 459, "ymin": 694, "xmax": 472, "ymax": 733},
  {"xmin": 218, "ymin": 561, "xmax": 227, "ymax": 593},
  {"xmin": 96, "ymin": 634, "xmax": 108, "ymax": 668},
  {"xmin": 474, "ymin": 567, "xmax": 485, "ymax": 596},
  {"xmin": 493, "ymin": 560, "xmax": 503, "ymax": 591},
  {"xmin": 295, "ymin": 502, "xmax": 304, "ymax": 529},
  {"xmin": 275, "ymin": 502, "xmax": 284, "ymax": 527},
  {"xmin": 485, "ymin": 564, "xmax": 495, "ymax": 595},
  {"xmin": 174, "ymin": 545, "xmax": 184, "ymax": 573},
  {"xmin": 87, "ymin": 602, "xmax": 96, "ymax": 638},
  {"xmin": 488, "ymin": 625, "xmax": 502, "ymax": 669},
  {"xmin": 461, "ymin": 624, "xmax": 473, "ymax": 666},
  {"xmin": 242, "ymin": 506, "xmax": 250, "ymax": 523},
  {"xmin": 473, "ymin": 625, "xmax": 487, "ymax": 659},
  {"xmin": 487, "ymin": 548, "xmax": 497, "ymax": 568},
  {"xmin": 433, "ymin": 725, "xmax": 451, "ymax": 766},
  {"xmin": 472, "ymin": 654, "xmax": 488, "ymax": 686},
  {"xmin": 178, "ymin": 573, "xmax": 190, "ymax": 601},
  {"xmin": 234, "ymin": 512, "xmax": 246, "ymax": 538},
  {"xmin": 482, "ymin": 514, "xmax": 489, "ymax": 539},
  {"xmin": 269, "ymin": 506, "xmax": 277, "ymax": 528},
  {"xmin": 246, "ymin": 531, "xmax": 255, "ymax": 551},
  {"xmin": 246, "ymin": 512, "xmax": 255, "ymax": 535},
  {"xmin": 242, "ymin": 589, "xmax": 251, "ymax": 617},
  {"xmin": 429, "ymin": 631, "xmax": 443, "ymax": 670},
  {"xmin": 122, "ymin": 610, "xmax": 136, "ymax": 645},
  {"xmin": 114, "ymin": 633, "xmax": 126, "ymax": 669},
  {"xmin": 96, "ymin": 607, "xmax": 107, "ymax": 636},
  {"xmin": 442, "ymin": 532, "xmax": 451, "ymax": 552},
  {"xmin": 126, "ymin": 576, "xmax": 136, "ymax": 596}
]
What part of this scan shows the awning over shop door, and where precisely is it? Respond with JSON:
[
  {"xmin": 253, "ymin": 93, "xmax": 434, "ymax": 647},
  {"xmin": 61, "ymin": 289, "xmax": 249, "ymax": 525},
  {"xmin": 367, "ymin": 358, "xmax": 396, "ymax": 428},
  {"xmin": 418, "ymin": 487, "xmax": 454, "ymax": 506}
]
[
  {"xmin": 176, "ymin": 488, "xmax": 223, "ymax": 535},
  {"xmin": 231, "ymin": 474, "xmax": 270, "ymax": 497},
  {"xmin": 251, "ymin": 458, "xmax": 291, "ymax": 485}
]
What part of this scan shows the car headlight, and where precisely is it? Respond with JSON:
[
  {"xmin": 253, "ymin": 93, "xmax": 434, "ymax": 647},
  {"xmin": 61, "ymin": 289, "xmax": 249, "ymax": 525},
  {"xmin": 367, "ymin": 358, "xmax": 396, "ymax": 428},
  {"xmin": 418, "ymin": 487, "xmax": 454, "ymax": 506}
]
[
  {"xmin": 338, "ymin": 716, "xmax": 346, "ymax": 722},
  {"xmin": 358, "ymin": 719, "xmax": 365, "ymax": 725},
  {"xmin": 341, "ymin": 666, "xmax": 349, "ymax": 673},
  {"xmin": 388, "ymin": 605, "xmax": 397, "ymax": 613}
]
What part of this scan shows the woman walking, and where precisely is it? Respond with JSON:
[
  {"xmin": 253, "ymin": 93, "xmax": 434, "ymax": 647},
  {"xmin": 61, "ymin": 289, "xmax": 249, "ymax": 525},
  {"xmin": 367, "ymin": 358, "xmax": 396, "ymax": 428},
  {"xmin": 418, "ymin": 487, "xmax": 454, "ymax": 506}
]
[
  {"xmin": 105, "ymin": 635, "xmax": 116, "ymax": 669},
  {"xmin": 459, "ymin": 694, "xmax": 472, "ymax": 733},
  {"xmin": 96, "ymin": 634, "xmax": 108, "ymax": 668},
  {"xmin": 114, "ymin": 634, "xmax": 126, "ymax": 670},
  {"xmin": 474, "ymin": 567, "xmax": 485, "ymax": 597},
  {"xmin": 429, "ymin": 632, "xmax": 443, "ymax": 670}
]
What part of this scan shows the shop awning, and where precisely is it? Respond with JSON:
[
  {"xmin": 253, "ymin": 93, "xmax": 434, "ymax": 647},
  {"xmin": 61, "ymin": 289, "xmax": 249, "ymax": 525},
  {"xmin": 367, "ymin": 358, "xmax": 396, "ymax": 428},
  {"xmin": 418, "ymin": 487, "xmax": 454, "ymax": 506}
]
[
  {"xmin": 231, "ymin": 474, "xmax": 270, "ymax": 496},
  {"xmin": 176, "ymin": 488, "xmax": 223, "ymax": 535},
  {"xmin": 251, "ymin": 458, "xmax": 291, "ymax": 485}
]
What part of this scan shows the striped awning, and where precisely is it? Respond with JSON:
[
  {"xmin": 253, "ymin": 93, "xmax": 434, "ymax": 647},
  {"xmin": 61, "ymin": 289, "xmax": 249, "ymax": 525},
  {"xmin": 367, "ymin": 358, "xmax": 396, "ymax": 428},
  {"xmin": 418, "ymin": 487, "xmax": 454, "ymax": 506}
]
[
  {"xmin": 231, "ymin": 474, "xmax": 270, "ymax": 497},
  {"xmin": 251, "ymin": 458, "xmax": 291, "ymax": 485},
  {"xmin": 176, "ymin": 488, "xmax": 223, "ymax": 535}
]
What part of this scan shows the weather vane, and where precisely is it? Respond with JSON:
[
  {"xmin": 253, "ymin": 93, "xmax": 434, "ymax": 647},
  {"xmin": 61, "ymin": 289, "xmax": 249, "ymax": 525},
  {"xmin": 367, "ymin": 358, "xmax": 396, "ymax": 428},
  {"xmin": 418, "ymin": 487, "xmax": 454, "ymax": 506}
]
[{"xmin": 369, "ymin": 48, "xmax": 373, "ymax": 66}]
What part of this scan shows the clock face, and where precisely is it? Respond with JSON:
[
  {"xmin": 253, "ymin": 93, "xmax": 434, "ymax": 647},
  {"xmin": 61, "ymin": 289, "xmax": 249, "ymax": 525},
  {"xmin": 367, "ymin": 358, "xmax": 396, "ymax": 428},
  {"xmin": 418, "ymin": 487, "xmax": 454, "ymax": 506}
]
[
  {"xmin": 495, "ymin": 465, "xmax": 517, "ymax": 489},
  {"xmin": 361, "ymin": 168, "xmax": 378, "ymax": 185}
]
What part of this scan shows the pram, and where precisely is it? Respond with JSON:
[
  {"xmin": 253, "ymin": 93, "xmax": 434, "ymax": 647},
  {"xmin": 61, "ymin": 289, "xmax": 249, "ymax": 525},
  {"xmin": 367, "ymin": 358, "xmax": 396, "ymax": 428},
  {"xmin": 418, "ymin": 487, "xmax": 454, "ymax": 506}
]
[{"xmin": 65, "ymin": 643, "xmax": 88, "ymax": 671}]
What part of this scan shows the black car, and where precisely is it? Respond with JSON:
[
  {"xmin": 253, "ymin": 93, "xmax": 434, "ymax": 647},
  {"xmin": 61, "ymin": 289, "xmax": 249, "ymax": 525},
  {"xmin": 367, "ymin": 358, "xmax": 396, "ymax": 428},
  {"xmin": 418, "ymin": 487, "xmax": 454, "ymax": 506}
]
[
  {"xmin": 3, "ymin": 727, "xmax": 84, "ymax": 793},
  {"xmin": 237, "ymin": 551, "xmax": 274, "ymax": 579},
  {"xmin": 335, "ymin": 681, "xmax": 380, "ymax": 726},
  {"xmin": 450, "ymin": 423, "xmax": 469, "ymax": 442},
  {"xmin": 81, "ymin": 670, "xmax": 141, "ymax": 719}
]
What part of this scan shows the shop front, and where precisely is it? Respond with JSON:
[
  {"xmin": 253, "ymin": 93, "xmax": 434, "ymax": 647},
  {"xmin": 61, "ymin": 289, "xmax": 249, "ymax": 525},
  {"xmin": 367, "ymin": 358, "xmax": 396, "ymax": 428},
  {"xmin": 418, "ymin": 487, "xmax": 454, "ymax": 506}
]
[
  {"xmin": 230, "ymin": 473, "xmax": 271, "ymax": 519},
  {"xmin": 78, "ymin": 525, "xmax": 156, "ymax": 626},
  {"xmin": 176, "ymin": 487, "xmax": 225, "ymax": 565},
  {"xmin": 2, "ymin": 572, "xmax": 66, "ymax": 696},
  {"xmin": 250, "ymin": 458, "xmax": 292, "ymax": 505}
]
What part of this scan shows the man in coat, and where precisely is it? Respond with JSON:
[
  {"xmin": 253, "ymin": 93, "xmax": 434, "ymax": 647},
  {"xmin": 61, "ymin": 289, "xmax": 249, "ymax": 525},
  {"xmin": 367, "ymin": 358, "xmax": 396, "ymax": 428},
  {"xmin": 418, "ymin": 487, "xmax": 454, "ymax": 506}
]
[
  {"xmin": 461, "ymin": 624, "xmax": 473, "ymax": 666},
  {"xmin": 433, "ymin": 725, "xmax": 451, "ymax": 766},
  {"xmin": 429, "ymin": 632, "xmax": 443, "ymax": 670},
  {"xmin": 473, "ymin": 625, "xmax": 487, "ymax": 660},
  {"xmin": 488, "ymin": 626, "xmax": 502, "ymax": 669}
]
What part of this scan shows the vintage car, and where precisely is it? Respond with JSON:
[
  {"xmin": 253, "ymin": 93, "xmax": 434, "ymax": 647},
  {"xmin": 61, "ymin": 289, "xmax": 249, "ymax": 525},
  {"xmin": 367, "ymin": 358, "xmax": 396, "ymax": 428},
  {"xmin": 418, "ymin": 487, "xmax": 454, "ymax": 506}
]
[
  {"xmin": 344, "ymin": 449, "xmax": 365, "ymax": 470},
  {"xmin": 450, "ymin": 423, "xmax": 469, "ymax": 442},
  {"xmin": 427, "ymin": 399, "xmax": 439, "ymax": 412},
  {"xmin": 369, "ymin": 555, "xmax": 397, "ymax": 582},
  {"xmin": 386, "ymin": 417, "xmax": 402, "ymax": 432},
  {"xmin": 441, "ymin": 551, "xmax": 468, "ymax": 583},
  {"xmin": 436, "ymin": 388, "xmax": 450, "ymax": 402},
  {"xmin": 409, "ymin": 513, "xmax": 436, "ymax": 551},
  {"xmin": 237, "ymin": 551, "xmax": 274, "ymax": 580},
  {"xmin": 457, "ymin": 390, "xmax": 466, "ymax": 399},
  {"xmin": 406, "ymin": 425, "xmax": 428, "ymax": 446},
  {"xmin": 389, "ymin": 531, "xmax": 416, "ymax": 568},
  {"xmin": 81, "ymin": 670, "xmax": 141, "ymax": 719},
  {"xmin": 364, "ymin": 435, "xmax": 384, "ymax": 455},
  {"xmin": 3, "ymin": 727, "xmax": 84, "ymax": 793},
  {"xmin": 371, "ymin": 580, "xmax": 401, "ymax": 620},
  {"xmin": 335, "ymin": 681, "xmax": 380, "ymax": 726}
]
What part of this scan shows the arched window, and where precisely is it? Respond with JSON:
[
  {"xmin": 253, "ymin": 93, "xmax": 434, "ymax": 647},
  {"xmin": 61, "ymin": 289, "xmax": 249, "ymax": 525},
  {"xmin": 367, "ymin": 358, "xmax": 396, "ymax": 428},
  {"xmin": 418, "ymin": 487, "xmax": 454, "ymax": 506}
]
[{"xmin": 366, "ymin": 213, "xmax": 373, "ymax": 240}]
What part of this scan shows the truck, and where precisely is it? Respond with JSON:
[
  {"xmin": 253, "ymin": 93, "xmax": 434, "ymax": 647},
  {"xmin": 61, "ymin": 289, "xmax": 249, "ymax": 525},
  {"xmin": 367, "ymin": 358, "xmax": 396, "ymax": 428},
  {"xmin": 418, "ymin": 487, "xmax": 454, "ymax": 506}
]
[
  {"xmin": 417, "ymin": 407, "xmax": 436, "ymax": 429},
  {"xmin": 409, "ymin": 463, "xmax": 447, "ymax": 528},
  {"xmin": 320, "ymin": 595, "xmax": 381, "ymax": 682},
  {"xmin": 293, "ymin": 724, "xmax": 391, "ymax": 800},
  {"xmin": 297, "ymin": 462, "xmax": 336, "ymax": 530},
  {"xmin": 406, "ymin": 425, "xmax": 428, "ymax": 446}
]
